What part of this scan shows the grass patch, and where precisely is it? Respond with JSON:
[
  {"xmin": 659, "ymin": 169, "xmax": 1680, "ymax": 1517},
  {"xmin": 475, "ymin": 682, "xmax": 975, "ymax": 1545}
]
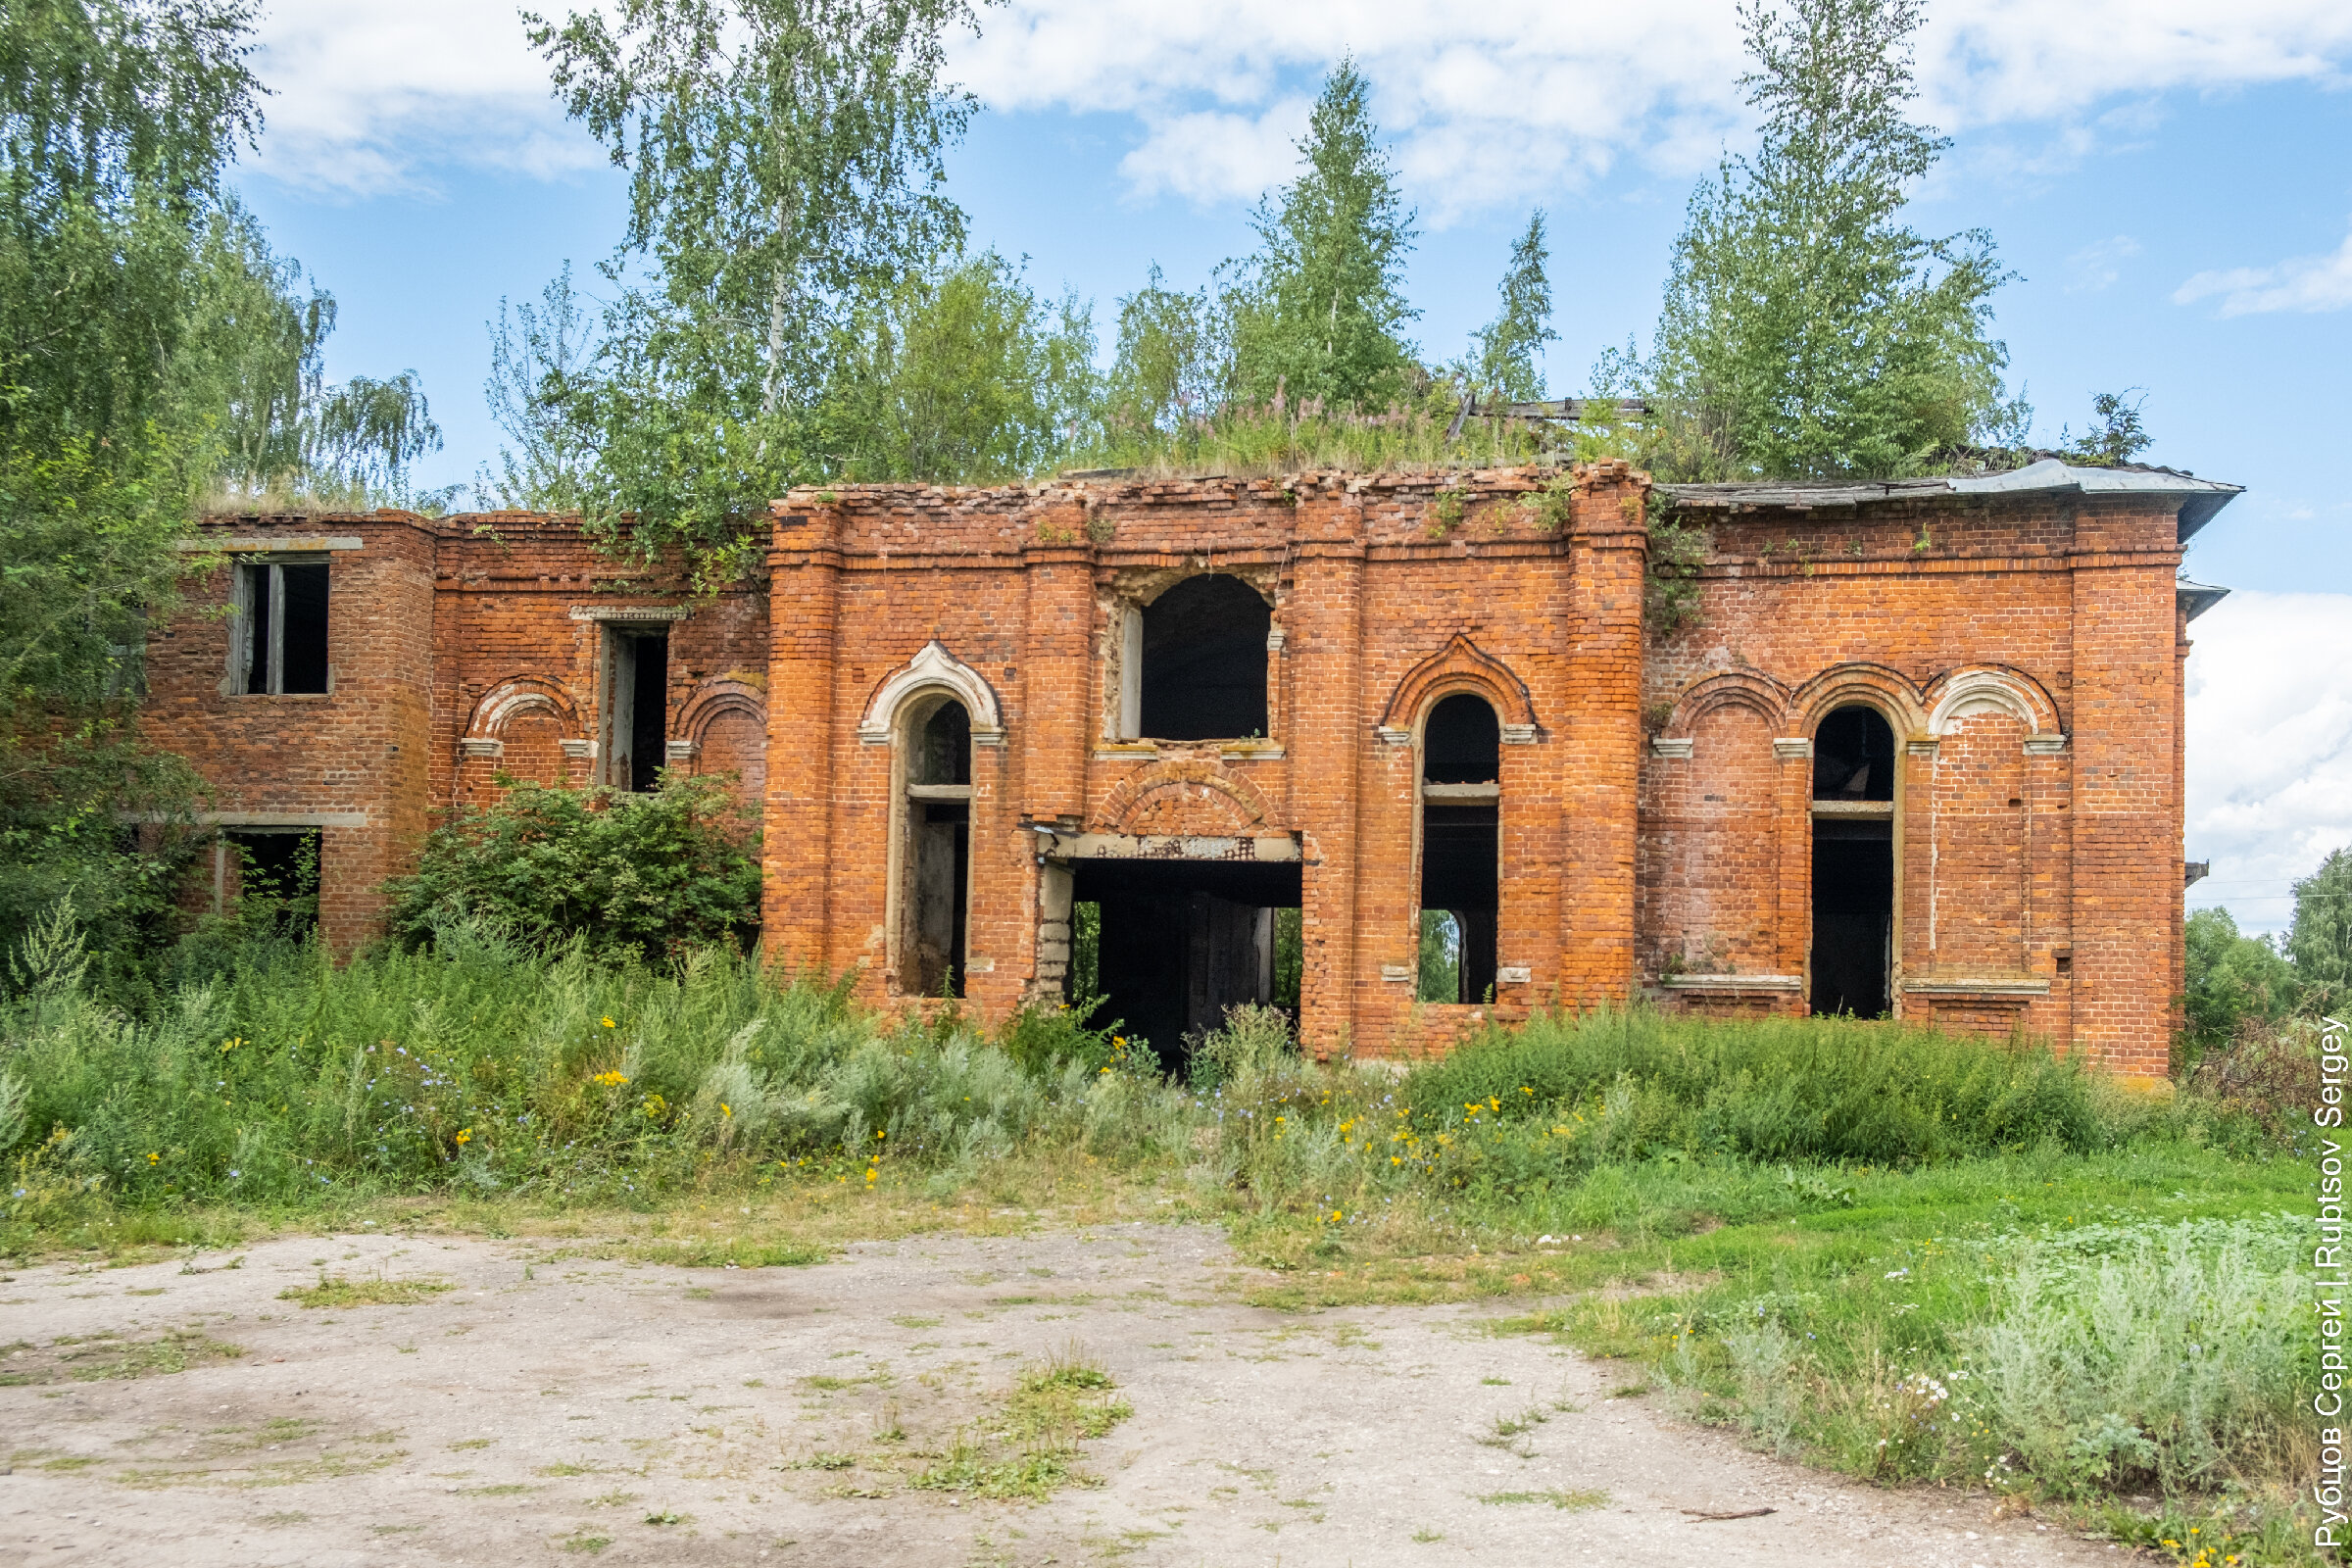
[
  {"xmin": 277, "ymin": 1273, "xmax": 454, "ymax": 1308},
  {"xmin": 910, "ymin": 1348, "xmax": 1133, "ymax": 1500},
  {"xmin": 1478, "ymin": 1488, "xmax": 1606, "ymax": 1510},
  {"xmin": 0, "ymin": 1329, "xmax": 241, "ymax": 1384}
]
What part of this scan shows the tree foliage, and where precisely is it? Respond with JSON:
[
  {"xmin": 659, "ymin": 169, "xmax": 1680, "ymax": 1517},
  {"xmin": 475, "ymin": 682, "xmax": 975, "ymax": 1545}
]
[
  {"xmin": 817, "ymin": 251, "xmax": 1096, "ymax": 482},
  {"xmin": 1467, "ymin": 211, "xmax": 1555, "ymax": 403},
  {"xmin": 2181, "ymin": 907, "xmax": 2298, "ymax": 1054},
  {"xmin": 2287, "ymin": 848, "xmax": 2352, "ymax": 1016},
  {"xmin": 1225, "ymin": 59, "xmax": 1419, "ymax": 414},
  {"xmin": 1620, "ymin": 0, "xmax": 2019, "ymax": 480},
  {"xmin": 523, "ymin": 0, "xmax": 985, "ymax": 579}
]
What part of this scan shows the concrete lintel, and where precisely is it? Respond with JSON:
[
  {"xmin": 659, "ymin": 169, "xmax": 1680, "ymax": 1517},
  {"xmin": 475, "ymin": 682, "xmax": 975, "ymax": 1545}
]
[
  {"xmin": 1659, "ymin": 973, "xmax": 1803, "ymax": 992},
  {"xmin": 567, "ymin": 604, "xmax": 691, "ymax": 622},
  {"xmin": 1041, "ymin": 830, "xmax": 1300, "ymax": 862},
  {"xmin": 143, "ymin": 810, "xmax": 372, "ymax": 828}
]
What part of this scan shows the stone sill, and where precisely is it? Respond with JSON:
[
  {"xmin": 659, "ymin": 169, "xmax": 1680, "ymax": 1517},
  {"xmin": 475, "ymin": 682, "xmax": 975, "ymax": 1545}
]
[
  {"xmin": 1659, "ymin": 974, "xmax": 1803, "ymax": 992},
  {"xmin": 1810, "ymin": 800, "xmax": 1894, "ymax": 817},
  {"xmin": 1900, "ymin": 976, "xmax": 2050, "ymax": 997}
]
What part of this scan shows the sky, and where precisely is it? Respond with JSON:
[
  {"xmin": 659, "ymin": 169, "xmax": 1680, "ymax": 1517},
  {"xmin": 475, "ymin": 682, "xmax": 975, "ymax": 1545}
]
[{"xmin": 225, "ymin": 0, "xmax": 2352, "ymax": 935}]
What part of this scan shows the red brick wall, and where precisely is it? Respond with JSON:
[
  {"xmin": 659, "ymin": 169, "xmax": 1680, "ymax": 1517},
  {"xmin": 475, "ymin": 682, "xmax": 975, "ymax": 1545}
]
[{"xmin": 144, "ymin": 471, "xmax": 2198, "ymax": 1077}]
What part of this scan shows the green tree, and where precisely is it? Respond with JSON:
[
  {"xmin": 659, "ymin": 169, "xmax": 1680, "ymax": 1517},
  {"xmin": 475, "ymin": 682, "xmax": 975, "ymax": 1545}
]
[
  {"xmin": 1100, "ymin": 265, "xmax": 1225, "ymax": 438},
  {"xmin": 1628, "ymin": 0, "xmax": 2017, "ymax": 480},
  {"xmin": 818, "ymin": 251, "xmax": 1096, "ymax": 482},
  {"xmin": 0, "ymin": 0, "xmax": 266, "ymax": 973},
  {"xmin": 2287, "ymin": 848, "xmax": 2352, "ymax": 1015},
  {"xmin": 479, "ymin": 261, "xmax": 602, "ymax": 511},
  {"xmin": 1468, "ymin": 211, "xmax": 1555, "ymax": 403},
  {"xmin": 2181, "ymin": 906, "xmax": 2298, "ymax": 1054},
  {"xmin": 1226, "ymin": 59, "xmax": 1419, "ymax": 413},
  {"xmin": 526, "ymin": 0, "xmax": 985, "ymax": 581}
]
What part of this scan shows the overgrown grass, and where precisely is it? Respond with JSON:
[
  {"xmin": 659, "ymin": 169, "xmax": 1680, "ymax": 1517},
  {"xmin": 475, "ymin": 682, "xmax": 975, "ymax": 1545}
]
[{"xmin": 0, "ymin": 920, "xmax": 2317, "ymax": 1554}]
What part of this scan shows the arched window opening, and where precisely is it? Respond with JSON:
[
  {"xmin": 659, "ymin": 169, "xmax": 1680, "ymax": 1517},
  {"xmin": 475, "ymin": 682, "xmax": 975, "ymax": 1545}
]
[
  {"xmin": 1814, "ymin": 705, "xmax": 1895, "ymax": 801},
  {"xmin": 1137, "ymin": 574, "xmax": 1270, "ymax": 741},
  {"xmin": 1420, "ymin": 694, "xmax": 1500, "ymax": 1004},
  {"xmin": 903, "ymin": 696, "xmax": 972, "ymax": 997},
  {"xmin": 1810, "ymin": 703, "xmax": 1895, "ymax": 1017}
]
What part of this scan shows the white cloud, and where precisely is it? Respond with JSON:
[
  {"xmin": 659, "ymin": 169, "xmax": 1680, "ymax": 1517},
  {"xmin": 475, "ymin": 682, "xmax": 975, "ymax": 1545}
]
[
  {"xmin": 244, "ymin": 0, "xmax": 2352, "ymax": 212},
  {"xmin": 2184, "ymin": 590, "xmax": 2352, "ymax": 935},
  {"xmin": 2065, "ymin": 234, "xmax": 2140, "ymax": 293},
  {"xmin": 2174, "ymin": 222, "xmax": 2352, "ymax": 316},
  {"xmin": 245, "ymin": 1, "xmax": 599, "ymax": 195}
]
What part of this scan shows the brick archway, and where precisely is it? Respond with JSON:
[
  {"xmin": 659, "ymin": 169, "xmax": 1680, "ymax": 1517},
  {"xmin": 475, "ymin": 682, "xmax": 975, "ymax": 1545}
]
[
  {"xmin": 1377, "ymin": 633, "xmax": 1537, "ymax": 739},
  {"xmin": 1659, "ymin": 669, "xmax": 1792, "ymax": 739},
  {"xmin": 1101, "ymin": 759, "xmax": 1270, "ymax": 834}
]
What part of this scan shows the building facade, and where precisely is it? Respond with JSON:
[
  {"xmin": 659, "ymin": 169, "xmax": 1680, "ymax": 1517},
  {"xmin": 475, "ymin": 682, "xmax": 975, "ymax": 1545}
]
[{"xmin": 144, "ymin": 458, "xmax": 2238, "ymax": 1081}]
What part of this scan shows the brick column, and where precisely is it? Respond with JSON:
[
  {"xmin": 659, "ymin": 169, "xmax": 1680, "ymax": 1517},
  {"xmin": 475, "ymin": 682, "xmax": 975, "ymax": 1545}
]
[
  {"xmin": 1556, "ymin": 464, "xmax": 1648, "ymax": 1006},
  {"xmin": 2066, "ymin": 499, "xmax": 2181, "ymax": 1079},
  {"xmin": 1775, "ymin": 737, "xmax": 1815, "ymax": 1003},
  {"xmin": 1020, "ymin": 535, "xmax": 1095, "ymax": 825},
  {"xmin": 763, "ymin": 500, "xmax": 841, "ymax": 978},
  {"xmin": 1290, "ymin": 509, "xmax": 1366, "ymax": 1058}
]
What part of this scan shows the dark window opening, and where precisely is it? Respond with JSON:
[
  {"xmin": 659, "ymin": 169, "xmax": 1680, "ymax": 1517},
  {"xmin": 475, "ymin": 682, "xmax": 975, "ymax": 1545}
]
[
  {"xmin": 1068, "ymin": 858, "xmax": 1299, "ymax": 1071},
  {"xmin": 904, "ymin": 698, "xmax": 973, "ymax": 999},
  {"xmin": 1139, "ymin": 574, "xmax": 1270, "ymax": 740},
  {"xmin": 1814, "ymin": 704, "xmax": 1895, "ymax": 801},
  {"xmin": 1810, "ymin": 818, "xmax": 1892, "ymax": 1017},
  {"xmin": 234, "ymin": 561, "xmax": 329, "ymax": 695},
  {"xmin": 1420, "ymin": 694, "xmax": 1499, "ymax": 1003},
  {"xmin": 1423, "ymin": 693, "xmax": 1499, "ymax": 783},
  {"xmin": 1421, "ymin": 804, "xmax": 1498, "ymax": 1004},
  {"xmin": 223, "ymin": 828, "xmax": 320, "ymax": 939},
  {"xmin": 604, "ymin": 629, "xmax": 670, "ymax": 792}
]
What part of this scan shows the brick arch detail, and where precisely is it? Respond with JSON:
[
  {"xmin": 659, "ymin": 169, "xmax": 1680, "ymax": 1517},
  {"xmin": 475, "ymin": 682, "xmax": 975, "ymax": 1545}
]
[
  {"xmin": 466, "ymin": 675, "xmax": 583, "ymax": 739},
  {"xmin": 1377, "ymin": 633, "xmax": 1537, "ymax": 733},
  {"xmin": 675, "ymin": 678, "xmax": 766, "ymax": 748},
  {"xmin": 856, "ymin": 640, "xmax": 1004, "ymax": 745},
  {"xmin": 1101, "ymin": 760, "xmax": 1270, "ymax": 833},
  {"xmin": 1921, "ymin": 664, "xmax": 2062, "ymax": 740},
  {"xmin": 1660, "ymin": 670, "xmax": 1792, "ymax": 738},
  {"xmin": 1786, "ymin": 662, "xmax": 1931, "ymax": 739}
]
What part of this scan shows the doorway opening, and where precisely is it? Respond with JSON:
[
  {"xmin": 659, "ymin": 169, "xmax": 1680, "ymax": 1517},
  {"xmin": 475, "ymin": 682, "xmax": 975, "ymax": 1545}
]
[
  {"xmin": 603, "ymin": 629, "xmax": 670, "ymax": 792},
  {"xmin": 1066, "ymin": 857, "xmax": 1300, "ymax": 1069},
  {"xmin": 220, "ymin": 827, "xmax": 321, "ymax": 939},
  {"xmin": 1419, "ymin": 693, "xmax": 1499, "ymax": 1004},
  {"xmin": 901, "ymin": 697, "xmax": 972, "ymax": 998},
  {"xmin": 1809, "ymin": 703, "xmax": 1895, "ymax": 1017}
]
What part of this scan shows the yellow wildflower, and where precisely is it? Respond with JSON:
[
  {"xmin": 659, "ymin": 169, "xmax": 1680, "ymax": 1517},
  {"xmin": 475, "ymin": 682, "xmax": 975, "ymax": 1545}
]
[
  {"xmin": 602, "ymin": 1017, "xmax": 616, "ymax": 1028},
  {"xmin": 455, "ymin": 1128, "xmax": 472, "ymax": 1146}
]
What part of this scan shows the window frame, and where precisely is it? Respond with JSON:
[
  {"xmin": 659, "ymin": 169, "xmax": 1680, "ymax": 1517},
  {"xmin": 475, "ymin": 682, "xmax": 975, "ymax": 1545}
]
[{"xmin": 227, "ymin": 553, "xmax": 332, "ymax": 697}]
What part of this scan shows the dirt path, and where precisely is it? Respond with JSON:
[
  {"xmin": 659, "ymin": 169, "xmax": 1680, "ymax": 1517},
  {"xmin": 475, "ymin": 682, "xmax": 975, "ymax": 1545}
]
[{"xmin": 1, "ymin": 1224, "xmax": 2127, "ymax": 1566}]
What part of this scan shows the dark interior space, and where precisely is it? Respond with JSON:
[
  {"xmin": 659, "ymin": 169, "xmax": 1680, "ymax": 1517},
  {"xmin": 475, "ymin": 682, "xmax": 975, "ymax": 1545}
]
[
  {"xmin": 238, "ymin": 564, "xmax": 275, "ymax": 695},
  {"xmin": 628, "ymin": 632, "xmax": 669, "ymax": 792},
  {"xmin": 1420, "ymin": 693, "xmax": 1498, "ymax": 1003},
  {"xmin": 1139, "ymin": 574, "xmax": 1270, "ymax": 740},
  {"xmin": 277, "ymin": 564, "xmax": 329, "ymax": 694},
  {"xmin": 1420, "ymin": 805, "xmax": 1498, "ymax": 1004},
  {"xmin": 1810, "ymin": 819, "xmax": 1892, "ymax": 1016},
  {"xmin": 1814, "ymin": 704, "xmax": 1895, "ymax": 800},
  {"xmin": 1068, "ymin": 858, "xmax": 1301, "ymax": 1068},
  {"xmin": 906, "ymin": 699, "xmax": 972, "ymax": 998},
  {"xmin": 1423, "ymin": 692, "xmax": 1499, "ymax": 783},
  {"xmin": 226, "ymin": 828, "xmax": 320, "ymax": 938}
]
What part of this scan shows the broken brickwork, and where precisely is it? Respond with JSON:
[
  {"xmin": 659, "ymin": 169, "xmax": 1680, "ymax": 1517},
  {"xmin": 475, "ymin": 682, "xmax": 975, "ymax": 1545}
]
[{"xmin": 145, "ymin": 459, "xmax": 2237, "ymax": 1081}]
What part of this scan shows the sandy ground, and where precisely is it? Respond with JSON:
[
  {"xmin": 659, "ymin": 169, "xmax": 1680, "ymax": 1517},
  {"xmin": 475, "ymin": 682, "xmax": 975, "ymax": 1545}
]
[{"xmin": 0, "ymin": 1224, "xmax": 2137, "ymax": 1567}]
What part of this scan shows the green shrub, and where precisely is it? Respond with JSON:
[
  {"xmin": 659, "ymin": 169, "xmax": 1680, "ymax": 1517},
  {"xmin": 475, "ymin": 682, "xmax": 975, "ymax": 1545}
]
[
  {"xmin": 1965, "ymin": 1216, "xmax": 2309, "ymax": 1493},
  {"xmin": 381, "ymin": 774, "xmax": 760, "ymax": 959},
  {"xmin": 1399, "ymin": 1007, "xmax": 2103, "ymax": 1174},
  {"xmin": 2182, "ymin": 906, "xmax": 2299, "ymax": 1058}
]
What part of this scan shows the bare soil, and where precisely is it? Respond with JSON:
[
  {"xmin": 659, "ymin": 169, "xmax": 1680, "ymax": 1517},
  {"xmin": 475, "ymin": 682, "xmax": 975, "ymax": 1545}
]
[{"xmin": 0, "ymin": 1224, "xmax": 2130, "ymax": 1566}]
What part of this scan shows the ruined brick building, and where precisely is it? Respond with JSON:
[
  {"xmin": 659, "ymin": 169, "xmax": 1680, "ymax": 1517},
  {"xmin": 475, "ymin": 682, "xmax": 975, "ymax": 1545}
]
[{"xmin": 142, "ymin": 457, "xmax": 2239, "ymax": 1081}]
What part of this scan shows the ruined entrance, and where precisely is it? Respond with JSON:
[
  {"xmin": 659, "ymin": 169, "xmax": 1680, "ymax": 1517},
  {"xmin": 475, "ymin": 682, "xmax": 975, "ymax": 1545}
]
[
  {"xmin": 602, "ymin": 627, "xmax": 670, "ymax": 792},
  {"xmin": 1809, "ymin": 704, "xmax": 1896, "ymax": 1017},
  {"xmin": 1066, "ymin": 857, "xmax": 1299, "ymax": 1068}
]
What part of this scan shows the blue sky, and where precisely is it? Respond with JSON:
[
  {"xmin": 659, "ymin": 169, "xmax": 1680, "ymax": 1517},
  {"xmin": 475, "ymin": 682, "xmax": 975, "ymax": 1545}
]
[{"xmin": 229, "ymin": 0, "xmax": 2352, "ymax": 933}]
